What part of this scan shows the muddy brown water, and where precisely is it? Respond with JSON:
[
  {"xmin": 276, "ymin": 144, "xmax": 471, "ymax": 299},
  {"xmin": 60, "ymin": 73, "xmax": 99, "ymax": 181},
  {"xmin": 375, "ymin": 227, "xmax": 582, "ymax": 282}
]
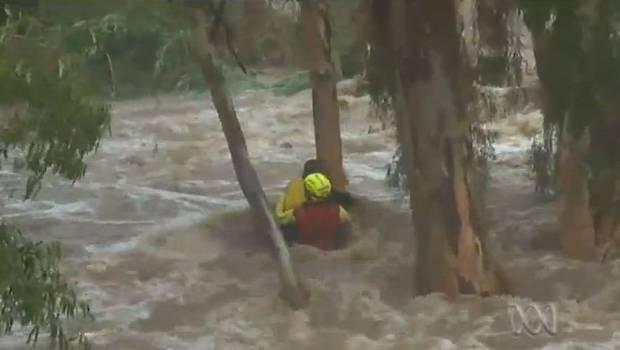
[{"xmin": 1, "ymin": 86, "xmax": 619, "ymax": 349}]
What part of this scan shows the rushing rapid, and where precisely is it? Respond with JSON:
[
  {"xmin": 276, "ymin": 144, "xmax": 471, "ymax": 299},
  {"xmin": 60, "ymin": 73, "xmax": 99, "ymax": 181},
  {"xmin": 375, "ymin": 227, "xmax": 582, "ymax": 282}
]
[{"xmin": 1, "ymin": 73, "xmax": 619, "ymax": 350}]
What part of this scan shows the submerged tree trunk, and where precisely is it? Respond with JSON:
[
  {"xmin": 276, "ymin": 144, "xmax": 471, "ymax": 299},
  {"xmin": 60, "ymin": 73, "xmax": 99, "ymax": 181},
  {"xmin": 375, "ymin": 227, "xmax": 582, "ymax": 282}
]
[
  {"xmin": 373, "ymin": 0, "xmax": 510, "ymax": 297},
  {"xmin": 299, "ymin": 0, "xmax": 348, "ymax": 189},
  {"xmin": 521, "ymin": 0, "xmax": 620, "ymax": 261},
  {"xmin": 189, "ymin": 7, "xmax": 308, "ymax": 309},
  {"xmin": 556, "ymin": 120, "xmax": 620, "ymax": 261},
  {"xmin": 590, "ymin": 117, "xmax": 620, "ymax": 260},
  {"xmin": 557, "ymin": 125, "xmax": 598, "ymax": 260}
]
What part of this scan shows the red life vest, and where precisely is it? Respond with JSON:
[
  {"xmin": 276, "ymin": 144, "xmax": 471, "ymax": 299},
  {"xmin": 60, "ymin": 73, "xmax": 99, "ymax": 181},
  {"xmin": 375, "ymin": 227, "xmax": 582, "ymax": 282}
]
[{"xmin": 294, "ymin": 201, "xmax": 341, "ymax": 251}]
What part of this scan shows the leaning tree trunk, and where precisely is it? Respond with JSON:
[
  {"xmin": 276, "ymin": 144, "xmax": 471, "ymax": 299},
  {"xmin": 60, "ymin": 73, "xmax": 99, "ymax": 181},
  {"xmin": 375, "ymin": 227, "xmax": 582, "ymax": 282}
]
[
  {"xmin": 189, "ymin": 7, "xmax": 308, "ymax": 309},
  {"xmin": 299, "ymin": 0, "xmax": 348, "ymax": 189},
  {"xmin": 374, "ymin": 0, "xmax": 511, "ymax": 297}
]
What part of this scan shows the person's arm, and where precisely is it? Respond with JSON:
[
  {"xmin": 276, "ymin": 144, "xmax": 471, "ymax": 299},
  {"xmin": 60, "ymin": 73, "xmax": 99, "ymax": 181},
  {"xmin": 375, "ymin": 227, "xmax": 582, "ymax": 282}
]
[
  {"xmin": 275, "ymin": 180, "xmax": 296, "ymax": 224},
  {"xmin": 279, "ymin": 209, "xmax": 296, "ymax": 225},
  {"xmin": 335, "ymin": 206, "xmax": 352, "ymax": 249},
  {"xmin": 275, "ymin": 193, "xmax": 295, "ymax": 225},
  {"xmin": 332, "ymin": 189, "xmax": 355, "ymax": 209},
  {"xmin": 275, "ymin": 193, "xmax": 286, "ymax": 219},
  {"xmin": 339, "ymin": 206, "xmax": 351, "ymax": 223}
]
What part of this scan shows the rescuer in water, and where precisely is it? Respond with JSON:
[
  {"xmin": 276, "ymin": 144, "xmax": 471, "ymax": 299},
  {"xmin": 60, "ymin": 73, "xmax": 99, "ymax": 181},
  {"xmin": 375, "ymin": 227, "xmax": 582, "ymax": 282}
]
[{"xmin": 278, "ymin": 172, "xmax": 352, "ymax": 250}]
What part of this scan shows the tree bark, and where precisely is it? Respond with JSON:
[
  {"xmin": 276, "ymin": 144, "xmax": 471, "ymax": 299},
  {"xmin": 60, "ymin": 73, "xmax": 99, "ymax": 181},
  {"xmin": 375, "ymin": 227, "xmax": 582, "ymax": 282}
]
[
  {"xmin": 556, "ymin": 124, "xmax": 618, "ymax": 262},
  {"xmin": 557, "ymin": 123, "xmax": 598, "ymax": 260},
  {"xmin": 189, "ymin": 7, "xmax": 309, "ymax": 309},
  {"xmin": 590, "ymin": 169, "xmax": 618, "ymax": 260},
  {"xmin": 523, "ymin": 1, "xmax": 620, "ymax": 262},
  {"xmin": 238, "ymin": 0, "xmax": 268, "ymax": 65},
  {"xmin": 374, "ymin": 0, "xmax": 510, "ymax": 297},
  {"xmin": 589, "ymin": 96, "xmax": 620, "ymax": 259},
  {"xmin": 299, "ymin": 0, "xmax": 348, "ymax": 189}
]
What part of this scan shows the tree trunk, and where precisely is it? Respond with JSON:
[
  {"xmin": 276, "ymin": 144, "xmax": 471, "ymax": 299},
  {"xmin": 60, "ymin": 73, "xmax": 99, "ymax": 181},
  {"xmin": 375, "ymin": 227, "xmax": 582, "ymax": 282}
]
[
  {"xmin": 557, "ymin": 123, "xmax": 598, "ymax": 260},
  {"xmin": 587, "ymin": 115, "xmax": 620, "ymax": 260},
  {"xmin": 189, "ymin": 7, "xmax": 309, "ymax": 309},
  {"xmin": 590, "ymin": 169, "xmax": 618, "ymax": 260},
  {"xmin": 556, "ymin": 123, "xmax": 619, "ymax": 262},
  {"xmin": 375, "ymin": 0, "xmax": 510, "ymax": 297},
  {"xmin": 299, "ymin": 0, "xmax": 348, "ymax": 189},
  {"xmin": 476, "ymin": 0, "xmax": 513, "ymax": 86},
  {"xmin": 523, "ymin": 1, "xmax": 620, "ymax": 262},
  {"xmin": 238, "ymin": 0, "xmax": 268, "ymax": 65},
  {"xmin": 392, "ymin": 76, "xmax": 414, "ymax": 206},
  {"xmin": 550, "ymin": 103, "xmax": 620, "ymax": 263}
]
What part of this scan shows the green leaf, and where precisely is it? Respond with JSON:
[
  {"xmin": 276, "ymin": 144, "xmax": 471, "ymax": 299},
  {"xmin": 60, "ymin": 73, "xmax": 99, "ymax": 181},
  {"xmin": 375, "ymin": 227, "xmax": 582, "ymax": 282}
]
[{"xmin": 0, "ymin": 224, "xmax": 93, "ymax": 349}]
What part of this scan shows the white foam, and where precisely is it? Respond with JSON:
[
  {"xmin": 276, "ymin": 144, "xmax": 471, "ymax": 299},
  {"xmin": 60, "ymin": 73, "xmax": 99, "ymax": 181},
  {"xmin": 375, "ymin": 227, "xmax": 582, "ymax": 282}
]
[{"xmin": 2, "ymin": 87, "xmax": 616, "ymax": 349}]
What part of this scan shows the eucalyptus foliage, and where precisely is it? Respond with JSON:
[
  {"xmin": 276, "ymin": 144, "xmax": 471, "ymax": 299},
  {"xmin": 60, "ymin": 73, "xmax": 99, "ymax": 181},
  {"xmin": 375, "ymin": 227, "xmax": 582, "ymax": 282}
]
[
  {"xmin": 43, "ymin": 0, "xmax": 197, "ymax": 97},
  {"xmin": 518, "ymin": 0, "xmax": 615, "ymax": 134},
  {"xmin": 0, "ymin": 224, "xmax": 93, "ymax": 350},
  {"xmin": 0, "ymin": 8, "xmax": 111, "ymax": 199},
  {"xmin": 365, "ymin": 1, "xmax": 500, "ymax": 188},
  {"xmin": 0, "ymin": 5, "xmax": 108, "ymax": 349},
  {"xmin": 519, "ymin": 0, "xmax": 620, "ymax": 193}
]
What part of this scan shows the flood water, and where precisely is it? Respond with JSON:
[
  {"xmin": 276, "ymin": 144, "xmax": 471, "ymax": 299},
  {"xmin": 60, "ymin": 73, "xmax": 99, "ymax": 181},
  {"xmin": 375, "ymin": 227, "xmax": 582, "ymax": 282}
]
[{"xmin": 1, "ymin": 74, "xmax": 620, "ymax": 350}]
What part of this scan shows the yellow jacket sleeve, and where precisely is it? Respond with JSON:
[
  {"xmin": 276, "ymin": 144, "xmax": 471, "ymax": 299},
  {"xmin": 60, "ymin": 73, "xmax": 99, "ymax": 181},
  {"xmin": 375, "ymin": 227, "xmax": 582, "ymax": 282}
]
[
  {"xmin": 275, "ymin": 178, "xmax": 306, "ymax": 225},
  {"xmin": 275, "ymin": 193, "xmax": 294, "ymax": 225},
  {"xmin": 275, "ymin": 193, "xmax": 286, "ymax": 220}
]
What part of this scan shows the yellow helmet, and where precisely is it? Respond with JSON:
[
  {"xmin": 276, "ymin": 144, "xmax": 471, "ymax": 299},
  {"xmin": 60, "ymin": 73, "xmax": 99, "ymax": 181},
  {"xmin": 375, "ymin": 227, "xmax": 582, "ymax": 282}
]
[{"xmin": 304, "ymin": 172, "xmax": 332, "ymax": 199}]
